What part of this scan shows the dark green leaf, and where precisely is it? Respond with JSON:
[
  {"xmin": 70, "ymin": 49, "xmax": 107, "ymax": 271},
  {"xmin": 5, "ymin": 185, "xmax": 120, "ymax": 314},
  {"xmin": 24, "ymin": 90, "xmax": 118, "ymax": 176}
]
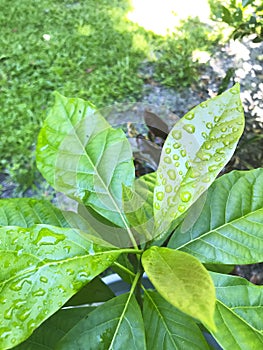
[
  {"xmin": 0, "ymin": 224, "xmax": 120, "ymax": 349},
  {"xmin": 36, "ymin": 92, "xmax": 135, "ymax": 227},
  {"xmin": 168, "ymin": 168, "xmax": 263, "ymax": 264},
  {"xmin": 56, "ymin": 293, "xmax": 146, "ymax": 349},
  {"xmin": 211, "ymin": 272, "xmax": 263, "ymax": 349},
  {"xmin": 142, "ymin": 247, "xmax": 216, "ymax": 332},
  {"xmin": 143, "ymin": 291, "xmax": 210, "ymax": 349},
  {"xmin": 154, "ymin": 84, "xmax": 244, "ymax": 236}
]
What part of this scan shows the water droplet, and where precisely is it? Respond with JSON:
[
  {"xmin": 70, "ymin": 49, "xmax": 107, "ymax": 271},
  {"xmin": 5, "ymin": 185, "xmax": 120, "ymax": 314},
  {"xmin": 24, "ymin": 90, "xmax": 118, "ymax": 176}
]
[
  {"xmin": 214, "ymin": 116, "xmax": 220, "ymax": 122},
  {"xmin": 18, "ymin": 309, "xmax": 31, "ymax": 321},
  {"xmin": 183, "ymin": 124, "xmax": 195, "ymax": 134},
  {"xmin": 202, "ymin": 176, "xmax": 211, "ymax": 183},
  {"xmin": 33, "ymin": 289, "xmax": 46, "ymax": 297},
  {"xmin": 223, "ymin": 140, "xmax": 230, "ymax": 146},
  {"xmin": 232, "ymin": 127, "xmax": 238, "ymax": 132},
  {"xmin": 162, "ymin": 178, "xmax": 167, "ymax": 185},
  {"xmin": 154, "ymin": 203, "xmax": 160, "ymax": 210},
  {"xmin": 165, "ymin": 185, "xmax": 172, "ymax": 193},
  {"xmin": 208, "ymin": 165, "xmax": 218, "ymax": 172},
  {"xmin": 66, "ymin": 269, "xmax": 74, "ymax": 276},
  {"xmin": 27, "ymin": 320, "xmax": 36, "ymax": 332},
  {"xmin": 204, "ymin": 142, "xmax": 212, "ymax": 150},
  {"xmin": 175, "ymin": 162, "xmax": 180, "ymax": 167},
  {"xmin": 173, "ymin": 142, "xmax": 181, "ymax": 149},
  {"xmin": 198, "ymin": 152, "xmax": 211, "ymax": 161},
  {"xmin": 180, "ymin": 192, "xmax": 192, "ymax": 202},
  {"xmin": 201, "ymin": 132, "xmax": 208, "ymax": 139},
  {"xmin": 216, "ymin": 148, "xmax": 224, "ymax": 154},
  {"xmin": 164, "ymin": 156, "xmax": 172, "ymax": 164},
  {"xmin": 156, "ymin": 192, "xmax": 164, "ymax": 201},
  {"xmin": 185, "ymin": 161, "xmax": 190, "ymax": 169},
  {"xmin": 185, "ymin": 112, "xmax": 195, "ymax": 120},
  {"xmin": 221, "ymin": 127, "xmax": 227, "ymax": 132},
  {"xmin": 34, "ymin": 228, "xmax": 66, "ymax": 246},
  {"xmin": 200, "ymin": 102, "xmax": 208, "ymax": 108},
  {"xmin": 172, "ymin": 130, "xmax": 182, "ymax": 140},
  {"xmin": 167, "ymin": 170, "xmax": 176, "ymax": 180},
  {"xmin": 173, "ymin": 154, "xmax": 179, "ymax": 160},
  {"xmin": 40, "ymin": 276, "xmax": 48, "ymax": 283},
  {"xmin": 179, "ymin": 171, "xmax": 183, "ymax": 175},
  {"xmin": 206, "ymin": 122, "xmax": 213, "ymax": 129},
  {"xmin": 10, "ymin": 278, "xmax": 32, "ymax": 291},
  {"xmin": 165, "ymin": 148, "xmax": 171, "ymax": 154},
  {"xmin": 0, "ymin": 327, "xmax": 12, "ymax": 339},
  {"xmin": 189, "ymin": 169, "xmax": 200, "ymax": 178},
  {"xmin": 4, "ymin": 308, "xmax": 14, "ymax": 320},
  {"xmin": 178, "ymin": 205, "xmax": 186, "ymax": 212},
  {"xmin": 180, "ymin": 150, "xmax": 186, "ymax": 157}
]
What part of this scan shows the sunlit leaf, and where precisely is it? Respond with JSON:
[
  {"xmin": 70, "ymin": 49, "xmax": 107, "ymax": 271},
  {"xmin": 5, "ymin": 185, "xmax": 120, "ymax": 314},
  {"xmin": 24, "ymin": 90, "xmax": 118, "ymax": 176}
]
[
  {"xmin": 168, "ymin": 168, "xmax": 263, "ymax": 264},
  {"xmin": 0, "ymin": 198, "xmax": 68, "ymax": 228},
  {"xmin": 0, "ymin": 224, "xmax": 120, "ymax": 349},
  {"xmin": 154, "ymin": 83, "xmax": 244, "ymax": 236},
  {"xmin": 211, "ymin": 272, "xmax": 263, "ymax": 349},
  {"xmin": 143, "ymin": 290, "xmax": 210, "ymax": 349},
  {"xmin": 56, "ymin": 293, "xmax": 146, "ymax": 349},
  {"xmin": 142, "ymin": 247, "xmax": 216, "ymax": 332},
  {"xmin": 36, "ymin": 92, "xmax": 135, "ymax": 227}
]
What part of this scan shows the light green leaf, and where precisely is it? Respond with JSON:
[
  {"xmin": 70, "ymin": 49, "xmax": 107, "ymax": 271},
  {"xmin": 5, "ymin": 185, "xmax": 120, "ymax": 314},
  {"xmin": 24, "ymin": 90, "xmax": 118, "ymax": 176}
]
[
  {"xmin": 211, "ymin": 272, "xmax": 263, "ymax": 349},
  {"xmin": 168, "ymin": 168, "xmax": 263, "ymax": 264},
  {"xmin": 154, "ymin": 83, "xmax": 244, "ymax": 235},
  {"xmin": 0, "ymin": 198, "xmax": 68, "ymax": 228},
  {"xmin": 122, "ymin": 172, "xmax": 155, "ymax": 241},
  {"xmin": 14, "ymin": 306, "xmax": 94, "ymax": 350},
  {"xmin": 142, "ymin": 247, "xmax": 216, "ymax": 332},
  {"xmin": 56, "ymin": 293, "xmax": 146, "ymax": 350},
  {"xmin": 36, "ymin": 92, "xmax": 135, "ymax": 227},
  {"xmin": 0, "ymin": 224, "xmax": 120, "ymax": 349},
  {"xmin": 143, "ymin": 290, "xmax": 210, "ymax": 349}
]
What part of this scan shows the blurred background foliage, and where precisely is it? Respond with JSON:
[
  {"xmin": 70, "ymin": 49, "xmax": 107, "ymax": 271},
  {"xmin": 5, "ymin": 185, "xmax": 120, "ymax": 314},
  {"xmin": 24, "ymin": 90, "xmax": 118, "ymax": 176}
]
[{"xmin": 0, "ymin": 0, "xmax": 261, "ymax": 194}]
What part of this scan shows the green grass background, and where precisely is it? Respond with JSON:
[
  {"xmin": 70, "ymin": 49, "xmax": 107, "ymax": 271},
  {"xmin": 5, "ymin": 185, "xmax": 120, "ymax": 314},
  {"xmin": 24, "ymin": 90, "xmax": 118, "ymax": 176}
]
[{"xmin": 0, "ymin": 0, "xmax": 218, "ymax": 192}]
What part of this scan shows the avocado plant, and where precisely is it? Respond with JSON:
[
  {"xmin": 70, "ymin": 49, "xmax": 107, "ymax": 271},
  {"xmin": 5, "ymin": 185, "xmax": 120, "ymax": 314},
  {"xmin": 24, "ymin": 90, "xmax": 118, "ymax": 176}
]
[{"xmin": 0, "ymin": 84, "xmax": 262, "ymax": 350}]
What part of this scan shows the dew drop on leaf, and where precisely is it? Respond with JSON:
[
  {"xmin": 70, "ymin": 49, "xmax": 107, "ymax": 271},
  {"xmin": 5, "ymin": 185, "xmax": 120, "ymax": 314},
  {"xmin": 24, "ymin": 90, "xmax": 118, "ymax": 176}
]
[
  {"xmin": 165, "ymin": 185, "xmax": 172, "ymax": 193},
  {"xmin": 178, "ymin": 205, "xmax": 186, "ymax": 212},
  {"xmin": 173, "ymin": 142, "xmax": 181, "ymax": 149},
  {"xmin": 165, "ymin": 148, "xmax": 171, "ymax": 154},
  {"xmin": 175, "ymin": 162, "xmax": 180, "ymax": 167},
  {"xmin": 173, "ymin": 154, "xmax": 179, "ymax": 160},
  {"xmin": 221, "ymin": 127, "xmax": 227, "ymax": 132},
  {"xmin": 185, "ymin": 112, "xmax": 195, "ymax": 120},
  {"xmin": 154, "ymin": 203, "xmax": 160, "ymax": 210},
  {"xmin": 204, "ymin": 142, "xmax": 212, "ymax": 150},
  {"xmin": 180, "ymin": 191, "xmax": 192, "ymax": 202},
  {"xmin": 180, "ymin": 150, "xmax": 187, "ymax": 157},
  {"xmin": 33, "ymin": 289, "xmax": 46, "ymax": 297},
  {"xmin": 214, "ymin": 116, "xmax": 220, "ymax": 122},
  {"xmin": 201, "ymin": 132, "xmax": 208, "ymax": 139},
  {"xmin": 172, "ymin": 130, "xmax": 182, "ymax": 140},
  {"xmin": 206, "ymin": 122, "xmax": 213, "ymax": 129},
  {"xmin": 208, "ymin": 165, "xmax": 218, "ymax": 172},
  {"xmin": 156, "ymin": 192, "xmax": 164, "ymax": 201},
  {"xmin": 40, "ymin": 276, "xmax": 48, "ymax": 283},
  {"xmin": 164, "ymin": 156, "xmax": 172, "ymax": 164},
  {"xmin": 183, "ymin": 124, "xmax": 195, "ymax": 134},
  {"xmin": 4, "ymin": 308, "xmax": 14, "ymax": 320},
  {"xmin": 18, "ymin": 309, "xmax": 31, "ymax": 321},
  {"xmin": 223, "ymin": 140, "xmax": 230, "ymax": 146}
]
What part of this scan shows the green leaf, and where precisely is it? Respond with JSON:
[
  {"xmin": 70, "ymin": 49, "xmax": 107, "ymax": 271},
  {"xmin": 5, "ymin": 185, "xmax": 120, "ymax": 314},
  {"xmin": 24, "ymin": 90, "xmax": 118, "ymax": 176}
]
[
  {"xmin": 211, "ymin": 272, "xmax": 263, "ymax": 349},
  {"xmin": 36, "ymin": 92, "xmax": 135, "ymax": 227},
  {"xmin": 65, "ymin": 276, "xmax": 114, "ymax": 306},
  {"xmin": 154, "ymin": 83, "xmax": 244, "ymax": 236},
  {"xmin": 122, "ymin": 172, "xmax": 155, "ymax": 241},
  {"xmin": 168, "ymin": 168, "xmax": 263, "ymax": 264},
  {"xmin": 0, "ymin": 198, "xmax": 68, "ymax": 228},
  {"xmin": 143, "ymin": 290, "xmax": 210, "ymax": 349},
  {"xmin": 14, "ymin": 306, "xmax": 94, "ymax": 350},
  {"xmin": 56, "ymin": 293, "xmax": 146, "ymax": 350},
  {"xmin": 142, "ymin": 247, "xmax": 216, "ymax": 332},
  {"xmin": 0, "ymin": 224, "xmax": 120, "ymax": 349}
]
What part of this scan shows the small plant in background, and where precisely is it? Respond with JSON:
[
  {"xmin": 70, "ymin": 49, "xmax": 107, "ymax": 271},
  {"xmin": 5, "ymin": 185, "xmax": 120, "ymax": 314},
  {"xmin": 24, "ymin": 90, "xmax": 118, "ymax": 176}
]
[
  {"xmin": 209, "ymin": 0, "xmax": 263, "ymax": 42},
  {"xmin": 0, "ymin": 84, "xmax": 262, "ymax": 349}
]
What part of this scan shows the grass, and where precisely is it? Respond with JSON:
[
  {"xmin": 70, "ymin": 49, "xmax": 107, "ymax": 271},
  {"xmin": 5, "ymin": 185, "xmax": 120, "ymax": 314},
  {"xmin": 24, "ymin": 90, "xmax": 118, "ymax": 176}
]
[{"xmin": 0, "ymin": 0, "xmax": 218, "ymax": 192}]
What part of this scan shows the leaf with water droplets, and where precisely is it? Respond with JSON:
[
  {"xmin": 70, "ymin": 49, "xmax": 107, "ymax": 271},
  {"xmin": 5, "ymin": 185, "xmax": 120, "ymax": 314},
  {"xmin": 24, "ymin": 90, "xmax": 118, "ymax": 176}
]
[
  {"xmin": 154, "ymin": 83, "xmax": 244, "ymax": 235},
  {"xmin": 0, "ymin": 224, "xmax": 120, "ymax": 349},
  {"xmin": 36, "ymin": 92, "xmax": 134, "ymax": 227}
]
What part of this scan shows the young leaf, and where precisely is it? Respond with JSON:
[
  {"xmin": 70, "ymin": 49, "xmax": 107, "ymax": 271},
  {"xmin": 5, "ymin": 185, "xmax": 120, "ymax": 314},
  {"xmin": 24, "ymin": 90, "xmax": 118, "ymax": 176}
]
[
  {"xmin": 14, "ymin": 306, "xmax": 94, "ymax": 350},
  {"xmin": 211, "ymin": 272, "xmax": 263, "ymax": 349},
  {"xmin": 154, "ymin": 83, "xmax": 244, "ymax": 236},
  {"xmin": 56, "ymin": 293, "xmax": 146, "ymax": 349},
  {"xmin": 168, "ymin": 168, "xmax": 263, "ymax": 264},
  {"xmin": 0, "ymin": 224, "xmax": 120, "ymax": 349},
  {"xmin": 122, "ymin": 172, "xmax": 155, "ymax": 241},
  {"xmin": 0, "ymin": 198, "xmax": 68, "ymax": 227},
  {"xmin": 142, "ymin": 247, "xmax": 216, "ymax": 332},
  {"xmin": 36, "ymin": 92, "xmax": 135, "ymax": 227},
  {"xmin": 143, "ymin": 291, "xmax": 210, "ymax": 350}
]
